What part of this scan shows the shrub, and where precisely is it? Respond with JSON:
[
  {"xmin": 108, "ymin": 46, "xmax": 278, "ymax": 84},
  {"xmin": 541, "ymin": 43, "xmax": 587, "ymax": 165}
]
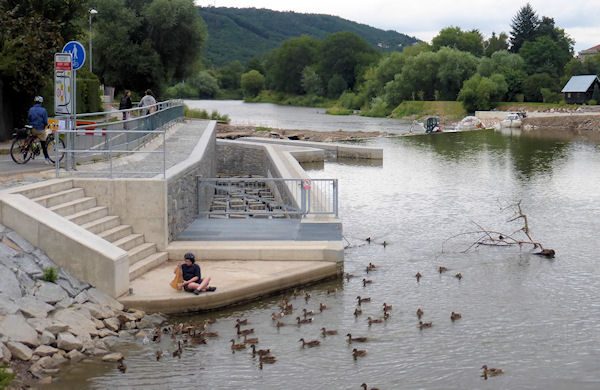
[
  {"xmin": 42, "ymin": 266, "xmax": 57, "ymax": 283},
  {"xmin": 361, "ymin": 97, "xmax": 389, "ymax": 117},
  {"xmin": 241, "ymin": 70, "xmax": 265, "ymax": 98},
  {"xmin": 588, "ymin": 99, "xmax": 597, "ymax": 105},
  {"xmin": 327, "ymin": 74, "xmax": 347, "ymax": 99},
  {"xmin": 0, "ymin": 365, "xmax": 14, "ymax": 389}
]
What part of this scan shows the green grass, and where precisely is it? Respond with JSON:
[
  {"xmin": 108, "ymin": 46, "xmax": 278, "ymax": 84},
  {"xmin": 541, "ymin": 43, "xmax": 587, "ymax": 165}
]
[
  {"xmin": 390, "ymin": 101, "xmax": 466, "ymax": 121},
  {"xmin": 325, "ymin": 106, "xmax": 354, "ymax": 115},
  {"xmin": 42, "ymin": 266, "xmax": 58, "ymax": 283},
  {"xmin": 254, "ymin": 126, "xmax": 271, "ymax": 132},
  {"xmin": 183, "ymin": 105, "xmax": 230, "ymax": 123}
]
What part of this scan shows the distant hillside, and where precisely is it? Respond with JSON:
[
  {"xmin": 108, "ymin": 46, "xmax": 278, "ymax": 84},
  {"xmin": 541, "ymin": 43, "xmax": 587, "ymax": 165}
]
[{"xmin": 198, "ymin": 7, "xmax": 420, "ymax": 67}]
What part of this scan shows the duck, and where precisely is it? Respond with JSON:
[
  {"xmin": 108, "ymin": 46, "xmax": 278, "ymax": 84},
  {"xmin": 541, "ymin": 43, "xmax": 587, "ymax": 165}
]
[
  {"xmin": 481, "ymin": 365, "xmax": 504, "ymax": 379},
  {"xmin": 319, "ymin": 303, "xmax": 328, "ymax": 312},
  {"xmin": 235, "ymin": 323, "xmax": 255, "ymax": 336},
  {"xmin": 236, "ymin": 318, "xmax": 248, "ymax": 326},
  {"xmin": 415, "ymin": 272, "xmax": 422, "ymax": 281},
  {"xmin": 345, "ymin": 273, "xmax": 355, "ymax": 281},
  {"xmin": 276, "ymin": 321, "xmax": 286, "ymax": 328},
  {"xmin": 293, "ymin": 289, "xmax": 304, "ymax": 298},
  {"xmin": 152, "ymin": 330, "xmax": 162, "ymax": 343},
  {"xmin": 299, "ymin": 338, "xmax": 320, "ymax": 348},
  {"xmin": 327, "ymin": 288, "xmax": 337, "ymax": 295},
  {"xmin": 302, "ymin": 308, "xmax": 315, "ymax": 318},
  {"xmin": 346, "ymin": 333, "xmax": 368, "ymax": 343},
  {"xmin": 383, "ymin": 303, "xmax": 392, "ymax": 312},
  {"xmin": 188, "ymin": 330, "xmax": 207, "ymax": 345},
  {"xmin": 365, "ymin": 237, "xmax": 372, "ymax": 243},
  {"xmin": 418, "ymin": 321, "xmax": 433, "ymax": 329},
  {"xmin": 304, "ymin": 293, "xmax": 311, "ymax": 303},
  {"xmin": 155, "ymin": 350, "xmax": 163, "ymax": 361},
  {"xmin": 352, "ymin": 348, "xmax": 367, "ymax": 359},
  {"xmin": 296, "ymin": 316, "xmax": 312, "ymax": 325},
  {"xmin": 356, "ymin": 296, "xmax": 371, "ymax": 305},
  {"xmin": 243, "ymin": 335, "xmax": 259, "ymax": 344},
  {"xmin": 172, "ymin": 340, "xmax": 183, "ymax": 358},
  {"xmin": 321, "ymin": 327, "xmax": 338, "ymax": 336},
  {"xmin": 360, "ymin": 383, "xmax": 380, "ymax": 390},
  {"xmin": 368, "ymin": 262, "xmax": 377, "ymax": 270},
  {"xmin": 438, "ymin": 266, "xmax": 448, "ymax": 274},
  {"xmin": 201, "ymin": 330, "xmax": 219, "ymax": 338},
  {"xmin": 416, "ymin": 308, "xmax": 424, "ymax": 319},
  {"xmin": 450, "ymin": 312, "xmax": 462, "ymax": 321},
  {"xmin": 382, "ymin": 241, "xmax": 388, "ymax": 247},
  {"xmin": 367, "ymin": 316, "xmax": 384, "ymax": 325},
  {"xmin": 365, "ymin": 266, "xmax": 371, "ymax": 274},
  {"xmin": 272, "ymin": 312, "xmax": 284, "ymax": 321},
  {"xmin": 259, "ymin": 355, "xmax": 277, "ymax": 363},
  {"xmin": 251, "ymin": 344, "xmax": 270, "ymax": 357},
  {"xmin": 455, "ymin": 273, "xmax": 463, "ymax": 280},
  {"xmin": 354, "ymin": 308, "xmax": 363, "ymax": 317},
  {"xmin": 117, "ymin": 357, "xmax": 127, "ymax": 373},
  {"xmin": 362, "ymin": 278, "xmax": 373, "ymax": 287},
  {"xmin": 282, "ymin": 305, "xmax": 293, "ymax": 315},
  {"xmin": 230, "ymin": 339, "xmax": 246, "ymax": 351}
]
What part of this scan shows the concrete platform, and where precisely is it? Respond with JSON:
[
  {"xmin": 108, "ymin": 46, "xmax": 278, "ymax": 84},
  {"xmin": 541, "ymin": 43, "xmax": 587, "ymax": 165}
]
[{"xmin": 119, "ymin": 260, "xmax": 339, "ymax": 314}]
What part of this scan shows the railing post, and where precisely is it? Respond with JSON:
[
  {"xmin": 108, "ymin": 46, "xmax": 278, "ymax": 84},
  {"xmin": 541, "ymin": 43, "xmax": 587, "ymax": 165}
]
[
  {"xmin": 301, "ymin": 182, "xmax": 307, "ymax": 217},
  {"xmin": 333, "ymin": 179, "xmax": 338, "ymax": 217},
  {"xmin": 163, "ymin": 129, "xmax": 166, "ymax": 179}
]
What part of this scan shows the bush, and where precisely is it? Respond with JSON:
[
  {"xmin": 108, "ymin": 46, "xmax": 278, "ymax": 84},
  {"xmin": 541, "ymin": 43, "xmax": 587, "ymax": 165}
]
[
  {"xmin": 327, "ymin": 74, "xmax": 347, "ymax": 99},
  {"xmin": 0, "ymin": 365, "xmax": 14, "ymax": 388},
  {"xmin": 241, "ymin": 70, "xmax": 265, "ymax": 98},
  {"xmin": 588, "ymin": 99, "xmax": 597, "ymax": 105},
  {"xmin": 457, "ymin": 73, "xmax": 507, "ymax": 112},
  {"xmin": 325, "ymin": 106, "xmax": 353, "ymax": 115},
  {"xmin": 42, "ymin": 266, "xmax": 57, "ymax": 283},
  {"xmin": 540, "ymin": 88, "xmax": 562, "ymax": 104},
  {"xmin": 183, "ymin": 105, "xmax": 230, "ymax": 123},
  {"xmin": 361, "ymin": 97, "xmax": 388, "ymax": 117}
]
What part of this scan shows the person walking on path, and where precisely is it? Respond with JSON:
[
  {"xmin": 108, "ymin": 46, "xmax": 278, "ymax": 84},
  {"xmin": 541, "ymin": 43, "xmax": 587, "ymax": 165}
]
[
  {"xmin": 138, "ymin": 89, "xmax": 156, "ymax": 116},
  {"xmin": 27, "ymin": 96, "xmax": 51, "ymax": 164},
  {"xmin": 119, "ymin": 90, "xmax": 133, "ymax": 121}
]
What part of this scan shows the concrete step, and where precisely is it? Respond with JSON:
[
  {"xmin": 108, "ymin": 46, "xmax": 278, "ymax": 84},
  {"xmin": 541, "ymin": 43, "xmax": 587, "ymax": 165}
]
[
  {"xmin": 17, "ymin": 179, "xmax": 73, "ymax": 199},
  {"xmin": 98, "ymin": 225, "xmax": 133, "ymax": 243},
  {"xmin": 67, "ymin": 206, "xmax": 108, "ymax": 225},
  {"xmin": 31, "ymin": 187, "xmax": 86, "ymax": 208},
  {"xmin": 81, "ymin": 215, "xmax": 121, "ymax": 234},
  {"xmin": 49, "ymin": 197, "xmax": 97, "ymax": 217},
  {"xmin": 113, "ymin": 233, "xmax": 144, "ymax": 251},
  {"xmin": 128, "ymin": 242, "xmax": 157, "ymax": 265},
  {"xmin": 129, "ymin": 251, "xmax": 169, "ymax": 280}
]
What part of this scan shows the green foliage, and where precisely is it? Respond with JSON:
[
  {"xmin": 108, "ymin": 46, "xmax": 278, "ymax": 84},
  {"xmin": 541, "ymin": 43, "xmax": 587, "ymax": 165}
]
[
  {"xmin": 522, "ymin": 73, "xmax": 556, "ymax": 102},
  {"xmin": 592, "ymin": 84, "xmax": 600, "ymax": 102},
  {"xmin": 484, "ymin": 32, "xmax": 509, "ymax": 56},
  {"xmin": 241, "ymin": 70, "xmax": 266, "ymax": 98},
  {"xmin": 325, "ymin": 106, "xmax": 354, "ymax": 115},
  {"xmin": 197, "ymin": 7, "xmax": 419, "ymax": 67},
  {"xmin": 165, "ymin": 83, "xmax": 197, "ymax": 99},
  {"xmin": 432, "ymin": 26, "xmax": 484, "ymax": 56},
  {"xmin": 520, "ymin": 36, "xmax": 572, "ymax": 77},
  {"xmin": 389, "ymin": 101, "xmax": 466, "ymax": 120},
  {"xmin": 189, "ymin": 71, "xmax": 220, "ymax": 99},
  {"xmin": 245, "ymin": 57, "xmax": 265, "ymax": 75},
  {"xmin": 476, "ymin": 50, "xmax": 526, "ymax": 100},
  {"xmin": 0, "ymin": 364, "xmax": 14, "ymax": 388},
  {"xmin": 327, "ymin": 74, "xmax": 347, "ymax": 99},
  {"xmin": 217, "ymin": 61, "xmax": 244, "ymax": 90},
  {"xmin": 337, "ymin": 91, "xmax": 363, "ymax": 110},
  {"xmin": 183, "ymin": 105, "xmax": 230, "ymax": 123},
  {"xmin": 457, "ymin": 73, "xmax": 507, "ymax": 112},
  {"xmin": 510, "ymin": 3, "xmax": 539, "ymax": 52},
  {"xmin": 42, "ymin": 267, "xmax": 58, "ymax": 283},
  {"xmin": 301, "ymin": 66, "xmax": 323, "ymax": 96},
  {"xmin": 265, "ymin": 36, "xmax": 321, "ymax": 94},
  {"xmin": 361, "ymin": 97, "xmax": 388, "ymax": 117},
  {"xmin": 588, "ymin": 99, "xmax": 597, "ymax": 106},
  {"xmin": 540, "ymin": 88, "xmax": 562, "ymax": 103}
]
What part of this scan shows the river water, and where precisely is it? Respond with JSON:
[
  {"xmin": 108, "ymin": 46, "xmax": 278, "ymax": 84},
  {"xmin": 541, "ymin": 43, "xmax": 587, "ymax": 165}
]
[{"xmin": 47, "ymin": 102, "xmax": 600, "ymax": 389}]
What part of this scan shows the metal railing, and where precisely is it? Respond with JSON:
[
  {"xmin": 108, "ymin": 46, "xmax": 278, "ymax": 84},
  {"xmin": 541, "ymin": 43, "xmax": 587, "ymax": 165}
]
[
  {"xmin": 54, "ymin": 100, "xmax": 183, "ymax": 178},
  {"xmin": 197, "ymin": 177, "xmax": 338, "ymax": 219}
]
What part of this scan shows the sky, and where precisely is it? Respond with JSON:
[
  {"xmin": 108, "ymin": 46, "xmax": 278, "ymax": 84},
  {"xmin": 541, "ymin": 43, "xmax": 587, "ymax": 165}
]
[{"xmin": 196, "ymin": 0, "xmax": 599, "ymax": 53}]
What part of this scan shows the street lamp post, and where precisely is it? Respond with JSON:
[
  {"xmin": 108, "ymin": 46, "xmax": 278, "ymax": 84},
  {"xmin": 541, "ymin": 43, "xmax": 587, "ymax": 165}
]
[{"xmin": 89, "ymin": 9, "xmax": 98, "ymax": 73}]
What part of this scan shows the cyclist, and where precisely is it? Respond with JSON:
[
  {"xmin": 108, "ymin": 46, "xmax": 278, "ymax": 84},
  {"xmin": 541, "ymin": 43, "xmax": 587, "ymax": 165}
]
[{"xmin": 27, "ymin": 96, "xmax": 51, "ymax": 164}]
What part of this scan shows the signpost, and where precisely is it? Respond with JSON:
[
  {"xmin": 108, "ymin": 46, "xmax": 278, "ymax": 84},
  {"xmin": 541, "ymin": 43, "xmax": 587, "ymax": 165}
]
[
  {"xmin": 62, "ymin": 41, "xmax": 86, "ymax": 71},
  {"xmin": 61, "ymin": 41, "xmax": 85, "ymax": 170},
  {"xmin": 54, "ymin": 53, "xmax": 72, "ymax": 115}
]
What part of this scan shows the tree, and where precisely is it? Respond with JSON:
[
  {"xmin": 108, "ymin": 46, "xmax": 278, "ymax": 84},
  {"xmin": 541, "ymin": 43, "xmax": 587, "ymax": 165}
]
[
  {"xmin": 436, "ymin": 47, "xmax": 479, "ymax": 100},
  {"xmin": 265, "ymin": 35, "xmax": 320, "ymax": 94},
  {"xmin": 301, "ymin": 66, "xmax": 323, "ymax": 96},
  {"xmin": 327, "ymin": 74, "xmax": 347, "ymax": 99},
  {"xmin": 457, "ymin": 73, "xmax": 507, "ymax": 112},
  {"xmin": 241, "ymin": 70, "xmax": 265, "ymax": 97},
  {"xmin": 432, "ymin": 27, "xmax": 484, "ymax": 56},
  {"xmin": 217, "ymin": 60, "xmax": 244, "ymax": 90},
  {"xmin": 520, "ymin": 36, "xmax": 571, "ymax": 77},
  {"xmin": 477, "ymin": 50, "xmax": 526, "ymax": 100},
  {"xmin": 189, "ymin": 71, "xmax": 219, "ymax": 98},
  {"xmin": 318, "ymin": 32, "xmax": 379, "ymax": 91},
  {"xmin": 509, "ymin": 3, "xmax": 539, "ymax": 53},
  {"xmin": 484, "ymin": 32, "xmax": 509, "ymax": 56},
  {"xmin": 522, "ymin": 73, "xmax": 555, "ymax": 102},
  {"xmin": 245, "ymin": 57, "xmax": 265, "ymax": 75}
]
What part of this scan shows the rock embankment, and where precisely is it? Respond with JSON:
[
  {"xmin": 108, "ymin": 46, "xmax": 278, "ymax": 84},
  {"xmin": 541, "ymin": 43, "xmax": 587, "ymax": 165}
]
[
  {"xmin": 0, "ymin": 224, "xmax": 166, "ymax": 387},
  {"xmin": 216, "ymin": 124, "xmax": 387, "ymax": 142}
]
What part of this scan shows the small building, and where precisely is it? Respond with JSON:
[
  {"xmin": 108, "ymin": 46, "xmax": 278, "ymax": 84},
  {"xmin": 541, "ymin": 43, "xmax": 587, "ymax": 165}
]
[
  {"xmin": 561, "ymin": 75, "xmax": 600, "ymax": 104},
  {"xmin": 578, "ymin": 44, "xmax": 600, "ymax": 61}
]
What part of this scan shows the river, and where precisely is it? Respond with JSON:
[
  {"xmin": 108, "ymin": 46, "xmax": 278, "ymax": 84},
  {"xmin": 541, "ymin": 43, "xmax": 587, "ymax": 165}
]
[{"xmin": 46, "ymin": 102, "xmax": 600, "ymax": 389}]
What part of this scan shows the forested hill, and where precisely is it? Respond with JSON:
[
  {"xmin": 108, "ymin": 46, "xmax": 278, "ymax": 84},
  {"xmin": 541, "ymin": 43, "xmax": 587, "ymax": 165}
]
[{"xmin": 198, "ymin": 7, "xmax": 420, "ymax": 67}]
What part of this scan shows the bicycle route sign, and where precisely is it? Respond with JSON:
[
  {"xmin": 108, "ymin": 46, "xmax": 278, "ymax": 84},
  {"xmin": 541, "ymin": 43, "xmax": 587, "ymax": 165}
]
[
  {"xmin": 62, "ymin": 41, "xmax": 86, "ymax": 71},
  {"xmin": 54, "ymin": 53, "xmax": 72, "ymax": 115}
]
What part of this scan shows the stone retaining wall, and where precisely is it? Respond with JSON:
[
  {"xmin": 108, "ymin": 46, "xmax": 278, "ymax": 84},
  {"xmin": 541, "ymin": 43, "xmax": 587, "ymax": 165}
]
[{"xmin": 216, "ymin": 140, "xmax": 268, "ymax": 176}]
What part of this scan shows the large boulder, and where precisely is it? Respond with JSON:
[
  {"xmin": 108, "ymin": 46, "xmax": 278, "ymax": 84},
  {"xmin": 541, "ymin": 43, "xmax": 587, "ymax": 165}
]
[
  {"xmin": 82, "ymin": 302, "xmax": 114, "ymax": 320},
  {"xmin": 26, "ymin": 318, "xmax": 69, "ymax": 336},
  {"xmin": 39, "ymin": 331, "xmax": 56, "ymax": 346},
  {"xmin": 103, "ymin": 317, "xmax": 120, "ymax": 332},
  {"xmin": 34, "ymin": 281, "xmax": 68, "ymax": 304},
  {"xmin": 66, "ymin": 349, "xmax": 85, "ymax": 362},
  {"xmin": 33, "ymin": 345, "xmax": 59, "ymax": 357},
  {"xmin": 5, "ymin": 231, "xmax": 35, "ymax": 253},
  {"xmin": 0, "ymin": 264, "xmax": 23, "ymax": 299},
  {"xmin": 0, "ymin": 239, "xmax": 20, "ymax": 259},
  {"xmin": 15, "ymin": 269, "xmax": 35, "ymax": 295},
  {"xmin": 56, "ymin": 332, "xmax": 82, "ymax": 351},
  {"xmin": 101, "ymin": 352, "xmax": 123, "ymax": 362},
  {"xmin": 0, "ymin": 296, "xmax": 19, "ymax": 315},
  {"xmin": 86, "ymin": 288, "xmax": 123, "ymax": 311},
  {"xmin": 31, "ymin": 249, "xmax": 57, "ymax": 270},
  {"xmin": 73, "ymin": 290, "xmax": 89, "ymax": 305},
  {"xmin": 50, "ymin": 308, "xmax": 98, "ymax": 340},
  {"xmin": 56, "ymin": 279, "xmax": 77, "ymax": 298},
  {"xmin": 0, "ymin": 342, "xmax": 12, "ymax": 363},
  {"xmin": 58, "ymin": 268, "xmax": 89, "ymax": 295},
  {"xmin": 0, "ymin": 314, "xmax": 40, "ymax": 346},
  {"xmin": 15, "ymin": 255, "xmax": 43, "ymax": 278},
  {"xmin": 6, "ymin": 341, "xmax": 33, "ymax": 361},
  {"xmin": 138, "ymin": 313, "xmax": 167, "ymax": 329},
  {"xmin": 17, "ymin": 296, "xmax": 54, "ymax": 318}
]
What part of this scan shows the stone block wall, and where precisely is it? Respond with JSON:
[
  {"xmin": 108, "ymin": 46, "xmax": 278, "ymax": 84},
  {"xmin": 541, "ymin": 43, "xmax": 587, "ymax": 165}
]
[{"xmin": 216, "ymin": 140, "xmax": 268, "ymax": 176}]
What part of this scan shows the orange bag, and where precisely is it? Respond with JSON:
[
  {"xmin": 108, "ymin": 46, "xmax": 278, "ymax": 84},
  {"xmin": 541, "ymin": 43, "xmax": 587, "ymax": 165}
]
[{"xmin": 170, "ymin": 265, "xmax": 183, "ymax": 290}]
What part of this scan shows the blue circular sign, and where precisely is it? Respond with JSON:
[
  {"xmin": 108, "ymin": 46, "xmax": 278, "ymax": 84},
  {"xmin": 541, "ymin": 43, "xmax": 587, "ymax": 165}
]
[{"xmin": 62, "ymin": 41, "xmax": 86, "ymax": 70}]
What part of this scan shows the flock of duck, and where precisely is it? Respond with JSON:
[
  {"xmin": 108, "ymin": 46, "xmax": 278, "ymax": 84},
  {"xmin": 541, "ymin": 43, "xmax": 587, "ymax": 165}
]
[{"xmin": 119, "ymin": 237, "xmax": 503, "ymax": 388}]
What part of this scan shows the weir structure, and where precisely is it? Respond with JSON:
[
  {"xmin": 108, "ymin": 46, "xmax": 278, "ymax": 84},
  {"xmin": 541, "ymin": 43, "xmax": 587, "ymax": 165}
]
[{"xmin": 0, "ymin": 102, "xmax": 382, "ymax": 313}]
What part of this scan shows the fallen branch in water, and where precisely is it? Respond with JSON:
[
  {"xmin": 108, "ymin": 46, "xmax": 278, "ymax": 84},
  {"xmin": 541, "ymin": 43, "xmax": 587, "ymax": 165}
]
[{"xmin": 442, "ymin": 201, "xmax": 555, "ymax": 257}]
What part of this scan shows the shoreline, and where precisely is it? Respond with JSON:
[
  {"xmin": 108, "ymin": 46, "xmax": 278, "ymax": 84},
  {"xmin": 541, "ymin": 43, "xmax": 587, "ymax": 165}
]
[{"xmin": 216, "ymin": 123, "xmax": 389, "ymax": 142}]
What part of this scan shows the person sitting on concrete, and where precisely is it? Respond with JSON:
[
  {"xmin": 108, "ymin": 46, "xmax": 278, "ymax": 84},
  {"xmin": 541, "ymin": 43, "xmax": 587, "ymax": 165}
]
[{"xmin": 174, "ymin": 252, "xmax": 215, "ymax": 295}]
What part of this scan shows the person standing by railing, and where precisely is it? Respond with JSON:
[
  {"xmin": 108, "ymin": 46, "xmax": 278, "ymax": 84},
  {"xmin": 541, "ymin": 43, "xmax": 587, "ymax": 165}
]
[
  {"xmin": 138, "ymin": 89, "xmax": 156, "ymax": 116},
  {"xmin": 119, "ymin": 90, "xmax": 132, "ymax": 120}
]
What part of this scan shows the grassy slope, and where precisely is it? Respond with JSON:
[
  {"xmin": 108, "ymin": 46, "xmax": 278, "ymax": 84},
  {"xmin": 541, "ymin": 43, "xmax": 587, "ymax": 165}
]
[{"xmin": 390, "ymin": 101, "xmax": 467, "ymax": 121}]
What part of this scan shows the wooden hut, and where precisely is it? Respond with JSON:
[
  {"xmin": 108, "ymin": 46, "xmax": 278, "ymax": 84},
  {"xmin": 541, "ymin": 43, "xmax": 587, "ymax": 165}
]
[{"xmin": 561, "ymin": 75, "xmax": 600, "ymax": 104}]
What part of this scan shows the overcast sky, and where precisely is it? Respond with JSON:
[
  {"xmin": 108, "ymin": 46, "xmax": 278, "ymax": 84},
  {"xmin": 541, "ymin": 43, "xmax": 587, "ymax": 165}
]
[{"xmin": 196, "ymin": 0, "xmax": 598, "ymax": 53}]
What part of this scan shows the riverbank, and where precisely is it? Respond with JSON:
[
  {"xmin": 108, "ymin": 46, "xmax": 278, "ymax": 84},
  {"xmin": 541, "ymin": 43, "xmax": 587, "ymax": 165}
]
[{"xmin": 216, "ymin": 123, "xmax": 388, "ymax": 142}]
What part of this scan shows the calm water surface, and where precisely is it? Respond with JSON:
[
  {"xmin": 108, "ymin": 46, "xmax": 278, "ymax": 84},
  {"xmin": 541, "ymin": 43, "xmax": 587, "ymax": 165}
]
[{"xmin": 48, "ymin": 109, "xmax": 600, "ymax": 389}]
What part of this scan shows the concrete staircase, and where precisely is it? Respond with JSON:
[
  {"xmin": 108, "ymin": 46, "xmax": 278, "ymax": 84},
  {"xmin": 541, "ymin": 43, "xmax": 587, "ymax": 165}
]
[{"xmin": 19, "ymin": 180, "xmax": 168, "ymax": 280}]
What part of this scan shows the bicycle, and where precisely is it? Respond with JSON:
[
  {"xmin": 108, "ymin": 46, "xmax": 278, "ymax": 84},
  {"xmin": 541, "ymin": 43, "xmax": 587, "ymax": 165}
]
[{"xmin": 10, "ymin": 125, "xmax": 65, "ymax": 164}]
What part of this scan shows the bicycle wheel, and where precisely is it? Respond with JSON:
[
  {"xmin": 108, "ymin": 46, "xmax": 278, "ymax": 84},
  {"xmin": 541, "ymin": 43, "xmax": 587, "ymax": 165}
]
[
  {"xmin": 46, "ymin": 134, "xmax": 65, "ymax": 163},
  {"xmin": 10, "ymin": 138, "xmax": 32, "ymax": 164}
]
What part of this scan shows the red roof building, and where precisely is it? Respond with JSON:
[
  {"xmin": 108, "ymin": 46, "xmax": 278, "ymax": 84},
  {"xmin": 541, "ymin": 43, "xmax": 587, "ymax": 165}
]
[{"xmin": 578, "ymin": 44, "xmax": 600, "ymax": 61}]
